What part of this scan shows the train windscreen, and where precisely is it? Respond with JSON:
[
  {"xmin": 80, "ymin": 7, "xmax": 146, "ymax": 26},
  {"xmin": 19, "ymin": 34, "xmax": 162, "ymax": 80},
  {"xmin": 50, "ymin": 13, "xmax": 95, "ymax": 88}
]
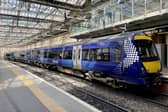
[{"xmin": 135, "ymin": 40, "xmax": 159, "ymax": 61}]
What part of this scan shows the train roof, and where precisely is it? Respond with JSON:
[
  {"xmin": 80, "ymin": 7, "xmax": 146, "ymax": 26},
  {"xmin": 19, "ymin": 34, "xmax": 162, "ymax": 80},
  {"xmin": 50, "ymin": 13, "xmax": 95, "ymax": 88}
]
[
  {"xmin": 54, "ymin": 31, "xmax": 143, "ymax": 47},
  {"xmin": 16, "ymin": 31, "xmax": 144, "ymax": 52}
]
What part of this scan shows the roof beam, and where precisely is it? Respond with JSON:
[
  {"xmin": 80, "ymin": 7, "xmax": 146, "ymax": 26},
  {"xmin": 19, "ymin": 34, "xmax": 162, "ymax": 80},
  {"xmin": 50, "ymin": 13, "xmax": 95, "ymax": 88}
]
[
  {"xmin": 0, "ymin": 39, "xmax": 23, "ymax": 41},
  {"xmin": 0, "ymin": 30, "xmax": 38, "ymax": 34},
  {"xmin": 0, "ymin": 35, "xmax": 32, "ymax": 37},
  {"xmin": 0, "ymin": 24, "xmax": 47, "ymax": 30},
  {"xmin": 91, "ymin": 0, "xmax": 108, "ymax": 7},
  {"xmin": 0, "ymin": 13, "xmax": 62, "ymax": 23},
  {"xmin": 0, "ymin": 35, "xmax": 26, "ymax": 37},
  {"xmin": 21, "ymin": 0, "xmax": 83, "ymax": 11},
  {"xmin": 82, "ymin": 0, "xmax": 91, "ymax": 11}
]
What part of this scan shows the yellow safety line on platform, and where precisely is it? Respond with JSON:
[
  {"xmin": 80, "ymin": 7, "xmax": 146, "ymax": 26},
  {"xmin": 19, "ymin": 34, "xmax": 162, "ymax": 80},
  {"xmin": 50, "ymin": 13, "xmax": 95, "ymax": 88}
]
[{"xmin": 5, "ymin": 62, "xmax": 65, "ymax": 112}]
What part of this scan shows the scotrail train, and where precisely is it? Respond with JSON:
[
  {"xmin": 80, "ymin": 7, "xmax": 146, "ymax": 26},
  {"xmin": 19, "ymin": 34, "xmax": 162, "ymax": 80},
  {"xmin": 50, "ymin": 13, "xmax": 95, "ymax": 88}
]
[{"xmin": 5, "ymin": 32, "xmax": 162, "ymax": 87}]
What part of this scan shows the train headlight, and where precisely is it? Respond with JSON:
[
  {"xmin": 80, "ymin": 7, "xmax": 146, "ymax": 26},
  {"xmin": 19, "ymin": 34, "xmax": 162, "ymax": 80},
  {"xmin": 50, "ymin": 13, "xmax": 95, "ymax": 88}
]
[{"xmin": 141, "ymin": 67, "xmax": 145, "ymax": 73}]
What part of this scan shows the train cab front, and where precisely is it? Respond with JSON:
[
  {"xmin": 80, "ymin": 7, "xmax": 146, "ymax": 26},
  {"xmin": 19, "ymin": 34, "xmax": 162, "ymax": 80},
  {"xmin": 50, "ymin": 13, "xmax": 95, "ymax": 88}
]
[{"xmin": 134, "ymin": 35, "xmax": 162, "ymax": 85}]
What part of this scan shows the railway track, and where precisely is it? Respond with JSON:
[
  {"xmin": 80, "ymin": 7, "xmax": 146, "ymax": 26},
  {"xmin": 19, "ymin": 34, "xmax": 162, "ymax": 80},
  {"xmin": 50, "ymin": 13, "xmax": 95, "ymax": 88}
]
[
  {"xmin": 69, "ymin": 87, "xmax": 130, "ymax": 112},
  {"xmin": 144, "ymin": 94, "xmax": 168, "ymax": 108},
  {"xmin": 13, "ymin": 62, "xmax": 130, "ymax": 112},
  {"xmin": 129, "ymin": 87, "xmax": 168, "ymax": 108},
  {"xmin": 126, "ymin": 86, "xmax": 168, "ymax": 108},
  {"xmin": 159, "ymin": 93, "xmax": 168, "ymax": 97}
]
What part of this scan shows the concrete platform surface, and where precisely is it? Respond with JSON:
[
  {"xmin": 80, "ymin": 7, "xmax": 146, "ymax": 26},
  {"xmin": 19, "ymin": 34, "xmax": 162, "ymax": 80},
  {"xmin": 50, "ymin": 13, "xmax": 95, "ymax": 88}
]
[{"xmin": 0, "ymin": 61, "xmax": 100, "ymax": 112}]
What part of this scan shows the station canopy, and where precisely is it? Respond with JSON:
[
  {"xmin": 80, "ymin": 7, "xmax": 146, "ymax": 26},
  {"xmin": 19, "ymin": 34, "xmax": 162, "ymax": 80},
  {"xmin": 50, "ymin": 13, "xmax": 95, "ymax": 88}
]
[{"xmin": 0, "ymin": 0, "xmax": 90, "ymax": 47}]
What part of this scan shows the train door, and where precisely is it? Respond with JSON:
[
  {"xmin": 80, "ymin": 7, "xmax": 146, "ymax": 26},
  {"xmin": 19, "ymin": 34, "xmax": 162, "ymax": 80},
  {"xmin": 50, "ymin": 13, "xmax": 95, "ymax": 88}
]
[
  {"xmin": 40, "ymin": 49, "xmax": 44, "ymax": 63},
  {"xmin": 73, "ymin": 45, "xmax": 82, "ymax": 69},
  {"xmin": 113, "ymin": 41, "xmax": 123, "ymax": 75}
]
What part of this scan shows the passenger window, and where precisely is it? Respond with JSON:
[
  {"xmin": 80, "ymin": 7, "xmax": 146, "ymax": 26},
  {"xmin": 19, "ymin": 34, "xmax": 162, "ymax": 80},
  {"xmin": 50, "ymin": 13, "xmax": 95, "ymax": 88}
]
[
  {"xmin": 20, "ymin": 54, "xmax": 25, "ymax": 57},
  {"xmin": 114, "ymin": 45, "xmax": 122, "ymax": 62},
  {"xmin": 96, "ymin": 49, "xmax": 102, "ymax": 61},
  {"xmin": 36, "ymin": 51, "xmax": 40, "ymax": 58},
  {"xmin": 78, "ymin": 49, "xmax": 81, "ymax": 59},
  {"xmin": 48, "ymin": 51, "xmax": 61, "ymax": 59},
  {"xmin": 39, "ymin": 51, "xmax": 44, "ymax": 58},
  {"xmin": 48, "ymin": 51, "xmax": 55, "ymax": 58},
  {"xmin": 103, "ymin": 48, "xmax": 110, "ymax": 61},
  {"xmin": 89, "ymin": 49, "xmax": 96, "ymax": 61},
  {"xmin": 82, "ymin": 49, "xmax": 89, "ymax": 60},
  {"xmin": 58, "ymin": 51, "xmax": 62, "ymax": 59},
  {"xmin": 44, "ymin": 52, "xmax": 48, "ymax": 58},
  {"xmin": 63, "ymin": 50, "xmax": 72, "ymax": 59},
  {"xmin": 96, "ymin": 48, "xmax": 110, "ymax": 61}
]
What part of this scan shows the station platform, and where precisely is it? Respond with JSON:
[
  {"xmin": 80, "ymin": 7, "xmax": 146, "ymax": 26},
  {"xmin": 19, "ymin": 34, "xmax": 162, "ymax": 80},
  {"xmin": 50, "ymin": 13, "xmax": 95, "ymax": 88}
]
[{"xmin": 0, "ymin": 61, "xmax": 100, "ymax": 112}]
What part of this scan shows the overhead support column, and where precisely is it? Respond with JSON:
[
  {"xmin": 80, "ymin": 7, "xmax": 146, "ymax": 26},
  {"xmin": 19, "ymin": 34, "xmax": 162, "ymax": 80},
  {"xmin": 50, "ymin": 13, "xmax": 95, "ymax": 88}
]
[{"xmin": 166, "ymin": 35, "xmax": 168, "ymax": 67}]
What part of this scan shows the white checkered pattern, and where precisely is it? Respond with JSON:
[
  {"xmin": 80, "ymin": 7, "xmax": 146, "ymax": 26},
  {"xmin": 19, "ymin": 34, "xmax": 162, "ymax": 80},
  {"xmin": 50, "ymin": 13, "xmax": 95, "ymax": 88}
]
[{"xmin": 123, "ymin": 39, "xmax": 139, "ymax": 68}]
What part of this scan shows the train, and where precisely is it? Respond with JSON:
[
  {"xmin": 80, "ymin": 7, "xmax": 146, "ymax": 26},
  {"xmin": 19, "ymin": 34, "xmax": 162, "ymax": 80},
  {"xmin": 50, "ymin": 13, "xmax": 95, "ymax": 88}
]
[{"xmin": 5, "ymin": 32, "xmax": 162, "ymax": 87}]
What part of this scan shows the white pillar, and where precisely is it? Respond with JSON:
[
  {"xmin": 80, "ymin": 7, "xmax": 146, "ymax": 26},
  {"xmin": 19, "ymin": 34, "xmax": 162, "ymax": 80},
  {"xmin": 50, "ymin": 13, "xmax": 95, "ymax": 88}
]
[
  {"xmin": 166, "ymin": 35, "xmax": 168, "ymax": 45},
  {"xmin": 165, "ymin": 35, "xmax": 168, "ymax": 67}
]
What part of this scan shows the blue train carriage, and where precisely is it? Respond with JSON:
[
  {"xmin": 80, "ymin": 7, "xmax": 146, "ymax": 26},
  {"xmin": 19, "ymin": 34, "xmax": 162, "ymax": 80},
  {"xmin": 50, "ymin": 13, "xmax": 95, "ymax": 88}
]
[
  {"xmin": 31, "ymin": 47, "xmax": 53, "ymax": 68},
  {"xmin": 38, "ymin": 47, "xmax": 60, "ymax": 69},
  {"xmin": 46, "ymin": 46, "xmax": 63, "ymax": 69},
  {"xmin": 58, "ymin": 32, "xmax": 161, "ymax": 86},
  {"xmin": 20, "ymin": 50, "xmax": 27, "ymax": 63},
  {"xmin": 4, "ymin": 53, "xmax": 9, "ymax": 60},
  {"xmin": 12, "ymin": 51, "xmax": 23, "ymax": 62},
  {"xmin": 49, "ymin": 44, "xmax": 76, "ymax": 74},
  {"xmin": 4, "ymin": 52, "xmax": 14, "ymax": 61},
  {"xmin": 36, "ymin": 48, "xmax": 48, "ymax": 67},
  {"xmin": 87, "ymin": 32, "xmax": 161, "ymax": 86},
  {"xmin": 44, "ymin": 32, "xmax": 161, "ymax": 86},
  {"xmin": 8, "ymin": 31, "xmax": 161, "ymax": 87},
  {"xmin": 25, "ymin": 50, "xmax": 32, "ymax": 64},
  {"xmin": 29, "ymin": 49, "xmax": 38, "ymax": 65},
  {"xmin": 30, "ymin": 48, "xmax": 44, "ymax": 67},
  {"xmin": 69, "ymin": 34, "xmax": 126, "ymax": 84},
  {"xmin": 80, "ymin": 35, "xmax": 124, "ymax": 81}
]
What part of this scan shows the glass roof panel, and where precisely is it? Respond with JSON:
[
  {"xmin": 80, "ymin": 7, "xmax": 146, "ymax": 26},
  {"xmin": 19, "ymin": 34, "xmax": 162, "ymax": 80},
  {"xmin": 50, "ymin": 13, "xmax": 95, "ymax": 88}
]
[
  {"xmin": 0, "ymin": 0, "xmax": 86, "ymax": 47},
  {"xmin": 56, "ymin": 0, "xmax": 86, "ymax": 6}
]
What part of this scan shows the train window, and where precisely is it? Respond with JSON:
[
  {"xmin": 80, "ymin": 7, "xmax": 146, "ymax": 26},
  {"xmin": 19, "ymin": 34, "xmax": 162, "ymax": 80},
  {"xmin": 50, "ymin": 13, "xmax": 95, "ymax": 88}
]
[
  {"xmin": 82, "ymin": 49, "xmax": 89, "ymax": 60},
  {"xmin": 43, "ymin": 51, "xmax": 47, "ymax": 58},
  {"xmin": 135, "ymin": 40, "xmax": 159, "ymax": 61},
  {"xmin": 37, "ymin": 51, "xmax": 40, "ymax": 56},
  {"xmin": 96, "ymin": 49, "xmax": 102, "ymax": 61},
  {"xmin": 32, "ymin": 51, "xmax": 37, "ymax": 59},
  {"xmin": 78, "ymin": 49, "xmax": 81, "ymax": 59},
  {"xmin": 20, "ymin": 54, "xmax": 25, "ymax": 57},
  {"xmin": 89, "ymin": 49, "xmax": 97, "ymax": 61},
  {"xmin": 103, "ymin": 48, "xmax": 110, "ymax": 61},
  {"xmin": 48, "ymin": 51, "xmax": 55, "ymax": 58},
  {"xmin": 63, "ymin": 50, "xmax": 72, "ymax": 59},
  {"xmin": 58, "ymin": 51, "xmax": 62, "ymax": 59},
  {"xmin": 48, "ymin": 51, "xmax": 62, "ymax": 59},
  {"xmin": 114, "ymin": 45, "xmax": 122, "ymax": 62},
  {"xmin": 96, "ymin": 48, "xmax": 110, "ymax": 61},
  {"xmin": 35, "ymin": 50, "xmax": 40, "ymax": 58},
  {"xmin": 39, "ymin": 51, "xmax": 44, "ymax": 58}
]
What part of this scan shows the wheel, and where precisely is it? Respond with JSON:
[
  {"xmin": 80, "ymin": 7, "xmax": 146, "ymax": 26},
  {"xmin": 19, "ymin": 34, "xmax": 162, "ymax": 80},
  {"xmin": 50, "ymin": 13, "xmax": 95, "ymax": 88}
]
[{"xmin": 85, "ymin": 72, "xmax": 94, "ymax": 81}]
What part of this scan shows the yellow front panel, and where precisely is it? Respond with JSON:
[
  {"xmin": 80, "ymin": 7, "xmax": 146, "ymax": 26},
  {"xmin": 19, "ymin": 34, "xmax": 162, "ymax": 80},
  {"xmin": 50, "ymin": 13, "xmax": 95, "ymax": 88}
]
[
  {"xmin": 143, "ymin": 60, "xmax": 161, "ymax": 73},
  {"xmin": 134, "ymin": 36, "xmax": 152, "ymax": 40}
]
